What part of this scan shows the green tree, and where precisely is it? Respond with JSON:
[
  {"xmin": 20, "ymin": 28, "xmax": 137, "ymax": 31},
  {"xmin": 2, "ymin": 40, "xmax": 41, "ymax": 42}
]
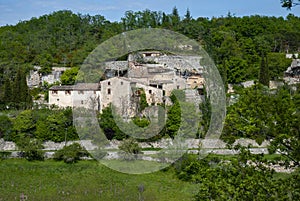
[
  {"xmin": 53, "ymin": 143, "xmax": 90, "ymax": 163},
  {"xmin": 199, "ymin": 88, "xmax": 211, "ymax": 138},
  {"xmin": 60, "ymin": 67, "xmax": 79, "ymax": 85},
  {"xmin": 281, "ymin": 0, "xmax": 300, "ymax": 8},
  {"xmin": 98, "ymin": 104, "xmax": 126, "ymax": 140},
  {"xmin": 0, "ymin": 115, "xmax": 13, "ymax": 140},
  {"xmin": 16, "ymin": 136, "xmax": 44, "ymax": 161},
  {"xmin": 259, "ymin": 53, "xmax": 270, "ymax": 87},
  {"xmin": 118, "ymin": 138, "xmax": 142, "ymax": 160},
  {"xmin": 13, "ymin": 110, "xmax": 36, "ymax": 140}
]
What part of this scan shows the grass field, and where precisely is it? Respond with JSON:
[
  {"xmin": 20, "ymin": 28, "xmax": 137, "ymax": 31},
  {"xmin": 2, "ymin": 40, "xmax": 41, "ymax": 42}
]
[{"xmin": 0, "ymin": 159, "xmax": 199, "ymax": 201}]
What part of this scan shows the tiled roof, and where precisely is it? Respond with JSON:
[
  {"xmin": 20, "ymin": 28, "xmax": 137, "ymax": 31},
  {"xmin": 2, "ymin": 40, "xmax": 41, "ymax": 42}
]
[{"xmin": 50, "ymin": 83, "xmax": 100, "ymax": 91}]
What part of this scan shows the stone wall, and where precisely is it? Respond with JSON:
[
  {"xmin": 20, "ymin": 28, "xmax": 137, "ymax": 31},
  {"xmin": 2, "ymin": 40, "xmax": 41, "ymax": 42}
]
[{"xmin": 0, "ymin": 138, "xmax": 271, "ymax": 151}]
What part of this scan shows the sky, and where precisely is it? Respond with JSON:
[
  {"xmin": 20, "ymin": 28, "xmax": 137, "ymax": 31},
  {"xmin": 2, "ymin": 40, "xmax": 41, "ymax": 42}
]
[{"xmin": 0, "ymin": 0, "xmax": 300, "ymax": 26}]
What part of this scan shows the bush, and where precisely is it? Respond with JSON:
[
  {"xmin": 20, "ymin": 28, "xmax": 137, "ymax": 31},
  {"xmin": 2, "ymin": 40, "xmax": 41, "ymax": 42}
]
[
  {"xmin": 53, "ymin": 143, "xmax": 90, "ymax": 163},
  {"xmin": 0, "ymin": 151, "xmax": 11, "ymax": 160},
  {"xmin": 17, "ymin": 137, "xmax": 44, "ymax": 161},
  {"xmin": 118, "ymin": 138, "xmax": 142, "ymax": 160}
]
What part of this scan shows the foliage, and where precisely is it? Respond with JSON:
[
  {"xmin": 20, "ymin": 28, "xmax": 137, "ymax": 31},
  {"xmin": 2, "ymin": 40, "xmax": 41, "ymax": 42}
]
[
  {"xmin": 259, "ymin": 53, "xmax": 270, "ymax": 87},
  {"xmin": 0, "ymin": 115, "xmax": 13, "ymax": 140},
  {"xmin": 174, "ymin": 147, "xmax": 300, "ymax": 200},
  {"xmin": 138, "ymin": 88, "xmax": 148, "ymax": 112},
  {"xmin": 16, "ymin": 136, "xmax": 44, "ymax": 161},
  {"xmin": 53, "ymin": 143, "xmax": 90, "ymax": 163},
  {"xmin": 132, "ymin": 116, "xmax": 150, "ymax": 128},
  {"xmin": 119, "ymin": 138, "xmax": 142, "ymax": 154},
  {"xmin": 3, "ymin": 108, "xmax": 78, "ymax": 143},
  {"xmin": 198, "ymin": 88, "xmax": 211, "ymax": 138},
  {"xmin": 169, "ymin": 89, "xmax": 185, "ymax": 103},
  {"xmin": 165, "ymin": 101, "xmax": 181, "ymax": 138},
  {"xmin": 222, "ymin": 84, "xmax": 296, "ymax": 144},
  {"xmin": 268, "ymin": 85, "xmax": 300, "ymax": 168},
  {"xmin": 0, "ymin": 68, "xmax": 32, "ymax": 110},
  {"xmin": 60, "ymin": 67, "xmax": 79, "ymax": 85},
  {"xmin": 1, "ymin": 10, "xmax": 298, "ymax": 91},
  {"xmin": 281, "ymin": 0, "xmax": 300, "ymax": 8},
  {"xmin": 98, "ymin": 104, "xmax": 126, "ymax": 140}
]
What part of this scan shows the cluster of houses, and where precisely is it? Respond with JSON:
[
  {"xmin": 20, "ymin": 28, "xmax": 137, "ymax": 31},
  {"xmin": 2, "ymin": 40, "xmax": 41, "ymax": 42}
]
[
  {"xmin": 48, "ymin": 51, "xmax": 205, "ymax": 116},
  {"xmin": 26, "ymin": 51, "xmax": 300, "ymax": 115}
]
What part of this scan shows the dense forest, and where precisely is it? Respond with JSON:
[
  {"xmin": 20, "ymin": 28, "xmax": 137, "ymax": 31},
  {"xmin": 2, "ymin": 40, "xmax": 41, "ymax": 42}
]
[{"xmin": 0, "ymin": 8, "xmax": 299, "ymax": 82}]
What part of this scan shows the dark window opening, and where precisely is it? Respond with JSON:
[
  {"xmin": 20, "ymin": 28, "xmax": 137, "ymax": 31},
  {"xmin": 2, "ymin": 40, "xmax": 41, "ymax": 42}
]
[{"xmin": 108, "ymin": 88, "xmax": 111, "ymax": 95}]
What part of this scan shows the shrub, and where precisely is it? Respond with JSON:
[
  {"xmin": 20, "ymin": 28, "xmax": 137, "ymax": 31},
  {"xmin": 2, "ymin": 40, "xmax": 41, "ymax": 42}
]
[
  {"xmin": 17, "ymin": 137, "xmax": 44, "ymax": 161},
  {"xmin": 53, "ymin": 143, "xmax": 90, "ymax": 163},
  {"xmin": 118, "ymin": 138, "xmax": 142, "ymax": 160}
]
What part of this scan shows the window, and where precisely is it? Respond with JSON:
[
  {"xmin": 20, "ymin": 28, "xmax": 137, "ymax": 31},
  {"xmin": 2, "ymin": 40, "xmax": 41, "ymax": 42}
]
[
  {"xmin": 121, "ymin": 81, "xmax": 123, "ymax": 85},
  {"xmin": 57, "ymin": 98, "xmax": 59, "ymax": 101},
  {"xmin": 149, "ymin": 90, "xmax": 152, "ymax": 94},
  {"xmin": 108, "ymin": 81, "xmax": 111, "ymax": 85},
  {"xmin": 52, "ymin": 90, "xmax": 58, "ymax": 94},
  {"xmin": 177, "ymin": 85, "xmax": 180, "ymax": 89},
  {"xmin": 65, "ymin": 90, "xmax": 71, "ymax": 95},
  {"xmin": 108, "ymin": 88, "xmax": 111, "ymax": 95},
  {"xmin": 81, "ymin": 100, "xmax": 84, "ymax": 104}
]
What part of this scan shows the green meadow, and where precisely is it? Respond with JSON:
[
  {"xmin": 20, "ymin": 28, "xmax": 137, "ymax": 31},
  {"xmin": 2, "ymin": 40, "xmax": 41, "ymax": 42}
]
[{"xmin": 0, "ymin": 159, "xmax": 199, "ymax": 201}]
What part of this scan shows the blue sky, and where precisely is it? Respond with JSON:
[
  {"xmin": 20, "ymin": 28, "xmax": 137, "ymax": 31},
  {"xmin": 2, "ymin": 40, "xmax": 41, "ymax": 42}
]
[{"xmin": 0, "ymin": 0, "xmax": 300, "ymax": 26}]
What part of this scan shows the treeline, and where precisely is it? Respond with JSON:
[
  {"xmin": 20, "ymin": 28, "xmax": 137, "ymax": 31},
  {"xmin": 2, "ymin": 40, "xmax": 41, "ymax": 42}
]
[
  {"xmin": 0, "ymin": 9, "xmax": 299, "ymax": 86},
  {"xmin": 0, "ymin": 107, "xmax": 78, "ymax": 143},
  {"xmin": 0, "ymin": 68, "xmax": 32, "ymax": 110}
]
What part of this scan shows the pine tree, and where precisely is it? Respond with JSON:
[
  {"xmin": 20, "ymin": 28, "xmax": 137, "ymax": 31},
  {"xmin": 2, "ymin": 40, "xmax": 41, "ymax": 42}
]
[
  {"xmin": 12, "ymin": 68, "xmax": 32, "ymax": 109},
  {"xmin": 3, "ymin": 78, "xmax": 12, "ymax": 104},
  {"xmin": 259, "ymin": 53, "xmax": 270, "ymax": 87},
  {"xmin": 184, "ymin": 8, "xmax": 191, "ymax": 21}
]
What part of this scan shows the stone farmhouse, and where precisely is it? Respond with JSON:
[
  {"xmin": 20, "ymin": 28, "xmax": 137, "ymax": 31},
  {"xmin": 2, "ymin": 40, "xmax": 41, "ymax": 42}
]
[{"xmin": 48, "ymin": 51, "xmax": 204, "ymax": 116}]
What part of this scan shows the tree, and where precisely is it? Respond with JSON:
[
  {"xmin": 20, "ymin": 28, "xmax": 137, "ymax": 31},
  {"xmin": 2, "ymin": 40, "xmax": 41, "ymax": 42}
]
[
  {"xmin": 268, "ymin": 85, "xmax": 300, "ymax": 168},
  {"xmin": 199, "ymin": 88, "xmax": 211, "ymax": 138},
  {"xmin": 0, "ymin": 115, "xmax": 13, "ymax": 140},
  {"xmin": 11, "ymin": 68, "xmax": 32, "ymax": 109},
  {"xmin": 13, "ymin": 110, "xmax": 36, "ymax": 140},
  {"xmin": 281, "ymin": 0, "xmax": 300, "ymax": 9},
  {"xmin": 174, "ymin": 147, "xmax": 300, "ymax": 200},
  {"xmin": 3, "ymin": 78, "xmax": 12, "ymax": 108},
  {"xmin": 259, "ymin": 53, "xmax": 270, "ymax": 87},
  {"xmin": 16, "ymin": 136, "xmax": 44, "ymax": 161},
  {"xmin": 53, "ymin": 143, "xmax": 90, "ymax": 163},
  {"xmin": 98, "ymin": 104, "xmax": 126, "ymax": 140},
  {"xmin": 184, "ymin": 8, "xmax": 192, "ymax": 22},
  {"xmin": 118, "ymin": 138, "xmax": 142, "ymax": 160},
  {"xmin": 60, "ymin": 67, "xmax": 79, "ymax": 85}
]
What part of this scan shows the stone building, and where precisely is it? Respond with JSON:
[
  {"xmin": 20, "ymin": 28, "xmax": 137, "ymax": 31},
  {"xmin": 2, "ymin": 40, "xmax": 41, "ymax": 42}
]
[
  {"xmin": 48, "ymin": 51, "xmax": 205, "ymax": 115},
  {"xmin": 49, "ymin": 83, "xmax": 101, "ymax": 110}
]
